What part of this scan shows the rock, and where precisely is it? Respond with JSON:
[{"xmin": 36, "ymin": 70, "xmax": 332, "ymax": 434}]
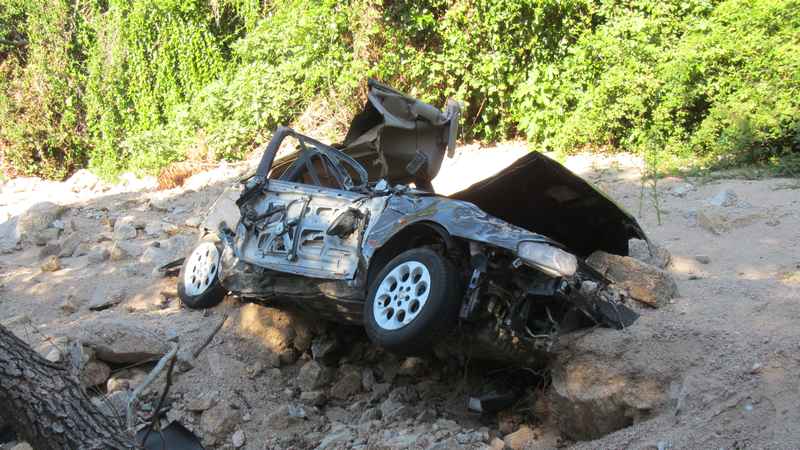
[
  {"xmin": 297, "ymin": 360, "xmax": 333, "ymax": 391},
  {"xmin": 316, "ymin": 424, "xmax": 355, "ymax": 449},
  {"xmin": 107, "ymin": 368, "xmax": 148, "ymax": 394},
  {"xmin": 0, "ymin": 216, "xmax": 21, "ymax": 253},
  {"xmin": 11, "ymin": 442, "xmax": 33, "ymax": 450},
  {"xmin": 299, "ymin": 390, "xmax": 327, "ymax": 406},
  {"xmin": 669, "ymin": 182, "xmax": 695, "ymax": 197},
  {"xmin": 362, "ymin": 368, "xmax": 376, "ymax": 391},
  {"xmin": 81, "ymin": 360, "xmax": 111, "ymax": 387},
  {"xmin": 398, "ymin": 356, "xmax": 427, "ymax": 377},
  {"xmin": 358, "ymin": 407, "xmax": 382, "ymax": 424},
  {"xmin": 87, "ymin": 247, "xmax": 110, "ymax": 263},
  {"xmin": 187, "ymin": 394, "xmax": 218, "ymax": 412},
  {"xmin": 38, "ymin": 243, "xmax": 62, "ymax": 260},
  {"xmin": 550, "ymin": 336, "xmax": 671, "ymax": 441},
  {"xmin": 110, "ymin": 244, "xmax": 128, "ymax": 261},
  {"xmin": 586, "ymin": 251, "xmax": 678, "ymax": 308},
  {"xmin": 237, "ymin": 303, "xmax": 298, "ymax": 356},
  {"xmin": 67, "ymin": 169, "xmax": 100, "ymax": 192},
  {"xmin": 58, "ymin": 232, "xmax": 82, "ymax": 257},
  {"xmin": 696, "ymin": 211, "xmax": 725, "ymax": 235},
  {"xmin": 265, "ymin": 404, "xmax": 306, "ymax": 429},
  {"xmin": 707, "ymin": 188, "xmax": 738, "ymax": 207},
  {"xmin": 504, "ymin": 425, "xmax": 536, "ymax": 449},
  {"xmin": 60, "ymin": 296, "xmax": 80, "ymax": 314},
  {"xmin": 73, "ymin": 242, "xmax": 91, "ymax": 257},
  {"xmin": 40, "ymin": 255, "xmax": 61, "ymax": 272},
  {"xmin": 140, "ymin": 234, "xmax": 192, "ymax": 267},
  {"xmin": 16, "ymin": 202, "xmax": 66, "ymax": 242},
  {"xmin": 694, "ymin": 255, "xmax": 711, "ymax": 264},
  {"xmin": 201, "ymin": 401, "xmax": 240, "ymax": 437},
  {"xmin": 232, "ymin": 429, "xmax": 246, "ymax": 448},
  {"xmin": 489, "ymin": 437, "xmax": 505, "ymax": 450},
  {"xmin": 379, "ymin": 398, "xmax": 412, "ymax": 422},
  {"xmin": 311, "ymin": 334, "xmax": 341, "ymax": 364},
  {"xmin": 330, "ymin": 366, "xmax": 362, "ymax": 400},
  {"xmin": 627, "ymin": 238, "xmax": 671, "ymax": 269},
  {"xmin": 185, "ymin": 216, "xmax": 202, "ymax": 228},
  {"xmin": 113, "ymin": 215, "xmax": 138, "ymax": 240},
  {"xmin": 78, "ymin": 320, "xmax": 168, "ymax": 364},
  {"xmin": 88, "ymin": 286, "xmax": 125, "ymax": 311},
  {"xmin": 32, "ymin": 227, "xmax": 61, "ymax": 246}
]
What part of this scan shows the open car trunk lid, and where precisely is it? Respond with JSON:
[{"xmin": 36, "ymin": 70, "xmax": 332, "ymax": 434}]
[
  {"xmin": 341, "ymin": 79, "xmax": 460, "ymax": 186},
  {"xmin": 449, "ymin": 152, "xmax": 647, "ymax": 257}
]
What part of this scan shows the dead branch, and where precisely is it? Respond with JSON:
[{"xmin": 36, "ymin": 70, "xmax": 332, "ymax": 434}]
[
  {"xmin": 192, "ymin": 313, "xmax": 228, "ymax": 359},
  {"xmin": 126, "ymin": 344, "xmax": 179, "ymax": 433}
]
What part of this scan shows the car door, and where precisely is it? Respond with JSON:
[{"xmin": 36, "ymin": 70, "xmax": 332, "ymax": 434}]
[{"xmin": 237, "ymin": 138, "xmax": 372, "ymax": 280}]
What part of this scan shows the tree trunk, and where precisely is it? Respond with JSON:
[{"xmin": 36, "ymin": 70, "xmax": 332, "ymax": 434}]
[{"xmin": 0, "ymin": 324, "xmax": 133, "ymax": 450}]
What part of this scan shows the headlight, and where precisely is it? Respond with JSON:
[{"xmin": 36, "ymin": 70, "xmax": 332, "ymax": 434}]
[{"xmin": 517, "ymin": 241, "xmax": 578, "ymax": 277}]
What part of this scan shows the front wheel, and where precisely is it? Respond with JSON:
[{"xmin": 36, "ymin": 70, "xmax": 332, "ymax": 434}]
[
  {"xmin": 364, "ymin": 248, "xmax": 463, "ymax": 354},
  {"xmin": 177, "ymin": 239, "xmax": 226, "ymax": 309}
]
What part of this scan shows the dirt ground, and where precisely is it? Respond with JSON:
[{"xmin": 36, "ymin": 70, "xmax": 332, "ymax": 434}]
[{"xmin": 1, "ymin": 143, "xmax": 799, "ymax": 449}]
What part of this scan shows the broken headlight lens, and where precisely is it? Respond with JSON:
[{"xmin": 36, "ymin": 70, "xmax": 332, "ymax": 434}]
[{"xmin": 517, "ymin": 241, "xmax": 577, "ymax": 277}]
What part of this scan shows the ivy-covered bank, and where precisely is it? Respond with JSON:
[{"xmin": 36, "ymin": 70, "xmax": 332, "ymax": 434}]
[{"xmin": 1, "ymin": 0, "xmax": 798, "ymax": 179}]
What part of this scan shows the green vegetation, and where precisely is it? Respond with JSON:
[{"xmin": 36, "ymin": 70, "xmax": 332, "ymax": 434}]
[{"xmin": 0, "ymin": 0, "xmax": 798, "ymax": 180}]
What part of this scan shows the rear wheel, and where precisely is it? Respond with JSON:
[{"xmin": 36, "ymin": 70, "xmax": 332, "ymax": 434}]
[
  {"xmin": 364, "ymin": 248, "xmax": 463, "ymax": 354},
  {"xmin": 177, "ymin": 240, "xmax": 226, "ymax": 309}
]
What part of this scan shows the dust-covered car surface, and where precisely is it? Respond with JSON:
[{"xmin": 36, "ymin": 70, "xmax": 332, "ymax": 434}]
[{"xmin": 177, "ymin": 80, "xmax": 647, "ymax": 364}]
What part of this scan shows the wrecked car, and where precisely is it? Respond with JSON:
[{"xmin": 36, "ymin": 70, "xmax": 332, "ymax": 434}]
[{"xmin": 176, "ymin": 80, "xmax": 646, "ymax": 363}]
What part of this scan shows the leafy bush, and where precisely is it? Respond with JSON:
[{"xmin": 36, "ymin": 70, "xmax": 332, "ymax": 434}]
[{"xmin": 0, "ymin": 0, "xmax": 797, "ymax": 179}]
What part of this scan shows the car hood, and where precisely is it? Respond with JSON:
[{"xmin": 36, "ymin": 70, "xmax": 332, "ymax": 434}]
[
  {"xmin": 340, "ymin": 79, "xmax": 460, "ymax": 185},
  {"xmin": 449, "ymin": 152, "xmax": 647, "ymax": 257}
]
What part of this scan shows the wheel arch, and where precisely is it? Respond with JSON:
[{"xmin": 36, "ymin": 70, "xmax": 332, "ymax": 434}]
[{"xmin": 365, "ymin": 220, "xmax": 465, "ymax": 287}]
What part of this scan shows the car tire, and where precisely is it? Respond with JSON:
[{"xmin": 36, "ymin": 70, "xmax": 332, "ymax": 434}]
[
  {"xmin": 177, "ymin": 239, "xmax": 226, "ymax": 309},
  {"xmin": 364, "ymin": 247, "xmax": 463, "ymax": 354}
]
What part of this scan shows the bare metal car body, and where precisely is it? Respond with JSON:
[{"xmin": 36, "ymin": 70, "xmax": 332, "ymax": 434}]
[{"xmin": 200, "ymin": 80, "xmax": 646, "ymax": 363}]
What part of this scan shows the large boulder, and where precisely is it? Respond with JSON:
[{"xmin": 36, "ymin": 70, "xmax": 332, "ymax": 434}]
[
  {"xmin": 77, "ymin": 320, "xmax": 169, "ymax": 364},
  {"xmin": 15, "ymin": 202, "xmax": 66, "ymax": 243},
  {"xmin": 0, "ymin": 216, "xmax": 20, "ymax": 253},
  {"xmin": 586, "ymin": 251, "xmax": 678, "ymax": 307},
  {"xmin": 550, "ymin": 327, "xmax": 680, "ymax": 441},
  {"xmin": 627, "ymin": 238, "xmax": 671, "ymax": 269}
]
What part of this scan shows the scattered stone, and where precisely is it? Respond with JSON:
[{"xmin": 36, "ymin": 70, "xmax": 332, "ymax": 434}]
[
  {"xmin": 316, "ymin": 424, "xmax": 355, "ymax": 449},
  {"xmin": 311, "ymin": 334, "xmax": 341, "ymax": 364},
  {"xmin": 398, "ymin": 356, "xmax": 427, "ymax": 377},
  {"xmin": 58, "ymin": 233, "xmax": 82, "ymax": 257},
  {"xmin": 362, "ymin": 368, "xmax": 376, "ymax": 391},
  {"xmin": 110, "ymin": 244, "xmax": 128, "ymax": 261},
  {"xmin": 299, "ymin": 390, "xmax": 327, "ymax": 406},
  {"xmin": 185, "ymin": 216, "xmax": 202, "ymax": 228},
  {"xmin": 201, "ymin": 401, "xmax": 240, "ymax": 438},
  {"xmin": 67, "ymin": 169, "xmax": 100, "ymax": 192},
  {"xmin": 60, "ymin": 296, "xmax": 80, "ymax": 314},
  {"xmin": 330, "ymin": 366, "xmax": 362, "ymax": 400},
  {"xmin": 73, "ymin": 242, "xmax": 91, "ymax": 257},
  {"xmin": 81, "ymin": 360, "xmax": 112, "ymax": 387},
  {"xmin": 38, "ymin": 243, "xmax": 62, "ymax": 260},
  {"xmin": 32, "ymin": 227, "xmax": 61, "ymax": 246},
  {"xmin": 586, "ymin": 251, "xmax": 678, "ymax": 307},
  {"xmin": 358, "ymin": 407, "xmax": 381, "ymax": 424},
  {"xmin": 0, "ymin": 216, "xmax": 21, "ymax": 253},
  {"xmin": 11, "ymin": 442, "xmax": 33, "ymax": 450},
  {"xmin": 766, "ymin": 218, "xmax": 780, "ymax": 227},
  {"xmin": 107, "ymin": 368, "xmax": 148, "ymax": 394},
  {"xmin": 504, "ymin": 425, "xmax": 536, "ymax": 450},
  {"xmin": 379, "ymin": 397, "xmax": 413, "ymax": 421},
  {"xmin": 628, "ymin": 238, "xmax": 671, "ymax": 269},
  {"xmin": 232, "ymin": 429, "xmax": 246, "ymax": 448},
  {"xmin": 694, "ymin": 255, "xmax": 711, "ymax": 264},
  {"xmin": 87, "ymin": 247, "xmax": 110, "ymax": 263},
  {"xmin": 88, "ymin": 287, "xmax": 126, "ymax": 311},
  {"xmin": 40, "ymin": 255, "xmax": 61, "ymax": 272},
  {"xmin": 140, "ymin": 234, "xmax": 192, "ymax": 267},
  {"xmin": 489, "ymin": 437, "xmax": 505, "ymax": 450},
  {"xmin": 707, "ymin": 188, "xmax": 738, "ymax": 207},
  {"xmin": 113, "ymin": 215, "xmax": 138, "ymax": 240},
  {"xmin": 77, "ymin": 320, "xmax": 168, "ymax": 364},
  {"xmin": 265, "ymin": 404, "xmax": 306, "ymax": 429},
  {"xmin": 297, "ymin": 360, "xmax": 333, "ymax": 391},
  {"xmin": 696, "ymin": 211, "xmax": 726, "ymax": 235},
  {"xmin": 750, "ymin": 362, "xmax": 763, "ymax": 374},
  {"xmin": 16, "ymin": 201, "xmax": 66, "ymax": 243},
  {"xmin": 669, "ymin": 182, "xmax": 695, "ymax": 197}
]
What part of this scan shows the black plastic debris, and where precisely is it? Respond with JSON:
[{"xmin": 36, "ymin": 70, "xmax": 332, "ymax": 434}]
[{"xmin": 136, "ymin": 421, "xmax": 204, "ymax": 450}]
